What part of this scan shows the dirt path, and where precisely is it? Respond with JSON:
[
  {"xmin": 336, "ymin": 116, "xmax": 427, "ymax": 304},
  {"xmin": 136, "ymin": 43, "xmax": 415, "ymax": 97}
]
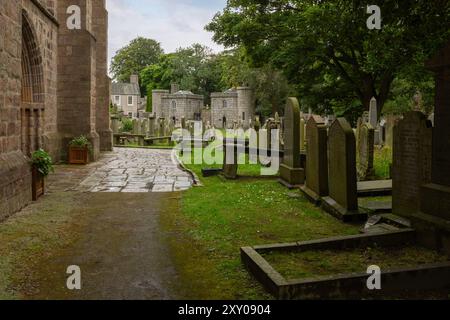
[{"xmin": 24, "ymin": 192, "xmax": 185, "ymax": 300}]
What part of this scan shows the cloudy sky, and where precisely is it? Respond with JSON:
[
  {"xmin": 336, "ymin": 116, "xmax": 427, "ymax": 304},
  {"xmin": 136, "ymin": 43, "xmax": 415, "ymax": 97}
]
[{"xmin": 106, "ymin": 0, "xmax": 226, "ymax": 64}]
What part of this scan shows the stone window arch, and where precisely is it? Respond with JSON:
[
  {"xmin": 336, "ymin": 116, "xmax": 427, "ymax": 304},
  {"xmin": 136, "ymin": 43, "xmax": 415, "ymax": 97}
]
[{"xmin": 21, "ymin": 11, "xmax": 45, "ymax": 156}]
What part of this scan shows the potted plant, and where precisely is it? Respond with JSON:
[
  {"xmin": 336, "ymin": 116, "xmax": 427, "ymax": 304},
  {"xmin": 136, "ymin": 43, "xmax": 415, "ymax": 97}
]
[
  {"xmin": 31, "ymin": 149, "xmax": 54, "ymax": 201},
  {"xmin": 68, "ymin": 135, "xmax": 92, "ymax": 165}
]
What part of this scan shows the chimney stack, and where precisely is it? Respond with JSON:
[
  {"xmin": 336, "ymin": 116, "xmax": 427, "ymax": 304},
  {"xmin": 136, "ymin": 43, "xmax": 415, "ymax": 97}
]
[
  {"xmin": 171, "ymin": 83, "xmax": 180, "ymax": 94},
  {"xmin": 130, "ymin": 74, "xmax": 139, "ymax": 84}
]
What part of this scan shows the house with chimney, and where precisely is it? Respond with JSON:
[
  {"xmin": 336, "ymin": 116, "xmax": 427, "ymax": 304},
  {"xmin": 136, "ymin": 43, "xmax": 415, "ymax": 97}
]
[{"xmin": 111, "ymin": 75, "xmax": 142, "ymax": 118}]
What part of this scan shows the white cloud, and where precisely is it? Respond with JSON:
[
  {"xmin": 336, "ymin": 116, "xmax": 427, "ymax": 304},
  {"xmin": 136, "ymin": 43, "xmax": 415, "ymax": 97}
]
[{"xmin": 106, "ymin": 0, "xmax": 225, "ymax": 70}]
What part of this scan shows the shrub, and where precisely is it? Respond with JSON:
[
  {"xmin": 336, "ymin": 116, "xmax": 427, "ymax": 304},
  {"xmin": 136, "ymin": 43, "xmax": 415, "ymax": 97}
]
[
  {"xmin": 31, "ymin": 149, "xmax": 54, "ymax": 176},
  {"xmin": 121, "ymin": 118, "xmax": 133, "ymax": 133}
]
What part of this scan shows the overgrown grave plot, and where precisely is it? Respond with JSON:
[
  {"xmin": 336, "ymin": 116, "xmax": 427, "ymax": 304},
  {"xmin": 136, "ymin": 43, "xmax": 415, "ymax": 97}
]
[{"xmin": 241, "ymin": 230, "xmax": 450, "ymax": 299}]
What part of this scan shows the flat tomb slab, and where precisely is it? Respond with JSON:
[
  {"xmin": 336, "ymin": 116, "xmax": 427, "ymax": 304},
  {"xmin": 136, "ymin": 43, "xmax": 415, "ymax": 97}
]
[
  {"xmin": 241, "ymin": 230, "xmax": 450, "ymax": 299},
  {"xmin": 357, "ymin": 180, "xmax": 392, "ymax": 196},
  {"xmin": 262, "ymin": 245, "xmax": 450, "ymax": 299}
]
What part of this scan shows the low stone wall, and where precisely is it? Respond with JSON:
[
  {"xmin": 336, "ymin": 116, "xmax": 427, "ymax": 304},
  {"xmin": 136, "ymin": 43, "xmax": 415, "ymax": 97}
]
[{"xmin": 0, "ymin": 151, "xmax": 32, "ymax": 221}]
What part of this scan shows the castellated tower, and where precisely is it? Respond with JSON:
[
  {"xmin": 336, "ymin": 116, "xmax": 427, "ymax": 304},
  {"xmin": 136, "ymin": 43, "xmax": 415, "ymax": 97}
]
[
  {"xmin": 152, "ymin": 90, "xmax": 170, "ymax": 119},
  {"xmin": 237, "ymin": 87, "xmax": 256, "ymax": 128}
]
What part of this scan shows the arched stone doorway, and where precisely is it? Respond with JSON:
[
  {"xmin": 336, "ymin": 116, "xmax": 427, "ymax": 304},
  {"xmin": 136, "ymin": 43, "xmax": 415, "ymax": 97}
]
[{"xmin": 21, "ymin": 11, "xmax": 44, "ymax": 156}]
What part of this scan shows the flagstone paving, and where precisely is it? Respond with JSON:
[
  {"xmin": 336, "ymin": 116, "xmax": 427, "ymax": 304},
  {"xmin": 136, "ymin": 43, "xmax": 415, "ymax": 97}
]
[{"xmin": 76, "ymin": 148, "xmax": 194, "ymax": 193}]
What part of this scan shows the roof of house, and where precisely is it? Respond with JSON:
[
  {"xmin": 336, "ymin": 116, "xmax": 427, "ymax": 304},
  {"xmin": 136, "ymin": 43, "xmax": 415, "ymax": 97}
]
[{"xmin": 111, "ymin": 82, "xmax": 141, "ymax": 96}]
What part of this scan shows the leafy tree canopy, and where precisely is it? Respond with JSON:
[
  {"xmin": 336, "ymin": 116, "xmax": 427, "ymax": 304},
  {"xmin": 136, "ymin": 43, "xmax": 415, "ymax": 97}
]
[
  {"xmin": 110, "ymin": 37, "xmax": 164, "ymax": 84},
  {"xmin": 206, "ymin": 0, "xmax": 450, "ymax": 116}
]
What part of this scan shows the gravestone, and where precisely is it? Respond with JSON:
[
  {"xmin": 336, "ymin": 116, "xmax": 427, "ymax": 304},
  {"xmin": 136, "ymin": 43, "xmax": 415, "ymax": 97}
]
[
  {"xmin": 300, "ymin": 118, "xmax": 306, "ymax": 151},
  {"xmin": 148, "ymin": 117, "xmax": 155, "ymax": 137},
  {"xmin": 392, "ymin": 111, "xmax": 432, "ymax": 217},
  {"xmin": 357, "ymin": 123, "xmax": 375, "ymax": 181},
  {"xmin": 279, "ymin": 97, "xmax": 305, "ymax": 188},
  {"xmin": 385, "ymin": 114, "xmax": 400, "ymax": 148},
  {"xmin": 254, "ymin": 116, "xmax": 261, "ymax": 132},
  {"xmin": 416, "ymin": 42, "xmax": 450, "ymax": 252},
  {"xmin": 181, "ymin": 117, "xmax": 186, "ymax": 130},
  {"xmin": 369, "ymin": 97, "xmax": 378, "ymax": 128},
  {"xmin": 132, "ymin": 119, "xmax": 139, "ymax": 135},
  {"xmin": 111, "ymin": 117, "xmax": 120, "ymax": 134},
  {"xmin": 141, "ymin": 119, "xmax": 149, "ymax": 137},
  {"xmin": 158, "ymin": 118, "xmax": 165, "ymax": 137},
  {"xmin": 223, "ymin": 139, "xmax": 238, "ymax": 179},
  {"xmin": 300, "ymin": 117, "xmax": 328, "ymax": 204},
  {"xmin": 322, "ymin": 118, "xmax": 366, "ymax": 222}
]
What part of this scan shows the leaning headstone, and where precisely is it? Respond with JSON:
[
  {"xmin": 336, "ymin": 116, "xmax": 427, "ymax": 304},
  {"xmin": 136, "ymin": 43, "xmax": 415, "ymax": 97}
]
[
  {"xmin": 392, "ymin": 111, "xmax": 432, "ymax": 217},
  {"xmin": 279, "ymin": 97, "xmax": 305, "ymax": 188},
  {"xmin": 321, "ymin": 118, "xmax": 366, "ymax": 222},
  {"xmin": 357, "ymin": 123, "xmax": 375, "ymax": 181},
  {"xmin": 300, "ymin": 117, "xmax": 328, "ymax": 204}
]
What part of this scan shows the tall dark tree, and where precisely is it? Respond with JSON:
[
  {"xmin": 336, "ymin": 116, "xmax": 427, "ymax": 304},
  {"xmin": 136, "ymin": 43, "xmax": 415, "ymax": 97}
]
[{"xmin": 206, "ymin": 0, "xmax": 450, "ymax": 115}]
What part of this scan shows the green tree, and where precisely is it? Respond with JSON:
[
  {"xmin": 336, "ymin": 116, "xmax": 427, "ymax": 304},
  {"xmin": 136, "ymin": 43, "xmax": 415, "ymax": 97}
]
[
  {"xmin": 110, "ymin": 37, "xmax": 164, "ymax": 86},
  {"xmin": 206, "ymin": 0, "xmax": 450, "ymax": 116}
]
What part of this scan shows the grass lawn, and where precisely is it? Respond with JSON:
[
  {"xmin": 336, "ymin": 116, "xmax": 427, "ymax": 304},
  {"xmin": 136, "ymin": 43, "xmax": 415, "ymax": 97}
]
[
  {"xmin": 373, "ymin": 147, "xmax": 392, "ymax": 180},
  {"xmin": 161, "ymin": 148, "xmax": 360, "ymax": 299}
]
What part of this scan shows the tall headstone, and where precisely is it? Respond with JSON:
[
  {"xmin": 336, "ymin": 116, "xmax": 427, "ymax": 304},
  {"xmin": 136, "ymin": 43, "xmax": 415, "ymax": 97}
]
[
  {"xmin": 148, "ymin": 117, "xmax": 155, "ymax": 137},
  {"xmin": 417, "ymin": 42, "xmax": 450, "ymax": 252},
  {"xmin": 392, "ymin": 111, "xmax": 432, "ymax": 217},
  {"xmin": 223, "ymin": 139, "xmax": 238, "ymax": 179},
  {"xmin": 300, "ymin": 118, "xmax": 306, "ymax": 151},
  {"xmin": 357, "ymin": 123, "xmax": 375, "ymax": 181},
  {"xmin": 132, "ymin": 119, "xmax": 139, "ymax": 135},
  {"xmin": 300, "ymin": 117, "xmax": 328, "ymax": 204},
  {"xmin": 279, "ymin": 98, "xmax": 305, "ymax": 188},
  {"xmin": 369, "ymin": 97, "xmax": 378, "ymax": 128},
  {"xmin": 322, "ymin": 118, "xmax": 366, "ymax": 221}
]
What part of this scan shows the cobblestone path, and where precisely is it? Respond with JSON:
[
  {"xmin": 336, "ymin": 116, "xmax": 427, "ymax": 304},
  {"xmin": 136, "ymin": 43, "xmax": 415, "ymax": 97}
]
[{"xmin": 77, "ymin": 148, "xmax": 194, "ymax": 193}]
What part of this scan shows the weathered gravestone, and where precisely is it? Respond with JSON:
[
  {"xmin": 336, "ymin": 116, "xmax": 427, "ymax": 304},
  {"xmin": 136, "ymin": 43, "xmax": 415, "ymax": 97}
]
[
  {"xmin": 300, "ymin": 116, "xmax": 328, "ymax": 204},
  {"xmin": 148, "ymin": 117, "xmax": 155, "ymax": 137},
  {"xmin": 181, "ymin": 117, "xmax": 186, "ymax": 130},
  {"xmin": 279, "ymin": 97, "xmax": 305, "ymax": 188},
  {"xmin": 223, "ymin": 139, "xmax": 238, "ymax": 179},
  {"xmin": 392, "ymin": 111, "xmax": 432, "ymax": 217},
  {"xmin": 158, "ymin": 118, "xmax": 165, "ymax": 137},
  {"xmin": 416, "ymin": 42, "xmax": 450, "ymax": 252},
  {"xmin": 141, "ymin": 119, "xmax": 149, "ymax": 137},
  {"xmin": 132, "ymin": 119, "xmax": 139, "ymax": 135},
  {"xmin": 111, "ymin": 117, "xmax": 120, "ymax": 134},
  {"xmin": 321, "ymin": 118, "xmax": 367, "ymax": 222},
  {"xmin": 299, "ymin": 118, "xmax": 306, "ymax": 152},
  {"xmin": 254, "ymin": 116, "xmax": 261, "ymax": 132},
  {"xmin": 369, "ymin": 97, "xmax": 378, "ymax": 128},
  {"xmin": 357, "ymin": 123, "xmax": 375, "ymax": 181}
]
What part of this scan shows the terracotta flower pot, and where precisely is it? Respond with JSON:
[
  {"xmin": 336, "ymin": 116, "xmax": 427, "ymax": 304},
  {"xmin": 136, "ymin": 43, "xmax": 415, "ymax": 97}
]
[
  {"xmin": 68, "ymin": 146, "xmax": 89, "ymax": 165},
  {"xmin": 32, "ymin": 166, "xmax": 45, "ymax": 201}
]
